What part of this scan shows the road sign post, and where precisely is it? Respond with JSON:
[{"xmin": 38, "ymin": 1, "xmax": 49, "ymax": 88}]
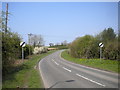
[
  {"xmin": 100, "ymin": 46, "xmax": 102, "ymax": 60},
  {"xmin": 99, "ymin": 42, "xmax": 104, "ymax": 61},
  {"xmin": 20, "ymin": 42, "xmax": 26, "ymax": 62},
  {"xmin": 22, "ymin": 47, "xmax": 24, "ymax": 61}
]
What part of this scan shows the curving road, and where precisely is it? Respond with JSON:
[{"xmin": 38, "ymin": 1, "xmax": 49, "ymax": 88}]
[{"xmin": 39, "ymin": 50, "xmax": 119, "ymax": 88}]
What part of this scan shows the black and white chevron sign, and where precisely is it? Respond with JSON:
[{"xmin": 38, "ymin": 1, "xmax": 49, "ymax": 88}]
[
  {"xmin": 20, "ymin": 42, "xmax": 26, "ymax": 47},
  {"xmin": 99, "ymin": 42, "xmax": 104, "ymax": 47}
]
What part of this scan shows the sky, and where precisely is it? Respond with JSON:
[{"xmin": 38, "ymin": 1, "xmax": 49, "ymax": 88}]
[{"xmin": 2, "ymin": 2, "xmax": 118, "ymax": 46}]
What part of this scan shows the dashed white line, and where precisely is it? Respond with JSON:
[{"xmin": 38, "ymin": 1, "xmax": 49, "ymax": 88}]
[
  {"xmin": 53, "ymin": 58, "xmax": 105, "ymax": 87},
  {"xmin": 52, "ymin": 59, "xmax": 54, "ymax": 62},
  {"xmin": 62, "ymin": 67, "xmax": 71, "ymax": 72},
  {"xmin": 59, "ymin": 52, "xmax": 118, "ymax": 76},
  {"xmin": 54, "ymin": 61, "xmax": 59, "ymax": 65},
  {"xmin": 52, "ymin": 59, "xmax": 59, "ymax": 65},
  {"xmin": 76, "ymin": 73, "xmax": 105, "ymax": 87}
]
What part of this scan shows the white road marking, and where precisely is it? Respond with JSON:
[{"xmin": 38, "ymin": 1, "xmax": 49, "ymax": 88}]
[
  {"xmin": 52, "ymin": 59, "xmax": 59, "ymax": 65},
  {"xmin": 62, "ymin": 67, "xmax": 71, "ymax": 72},
  {"xmin": 54, "ymin": 61, "xmax": 59, "ymax": 65},
  {"xmin": 39, "ymin": 60, "xmax": 49, "ymax": 88},
  {"xmin": 76, "ymin": 73, "xmax": 105, "ymax": 87},
  {"xmin": 59, "ymin": 52, "xmax": 118, "ymax": 76},
  {"xmin": 52, "ymin": 59, "xmax": 54, "ymax": 62}
]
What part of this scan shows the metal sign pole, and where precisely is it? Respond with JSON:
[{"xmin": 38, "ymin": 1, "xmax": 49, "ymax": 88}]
[
  {"xmin": 22, "ymin": 47, "xmax": 24, "ymax": 62},
  {"xmin": 20, "ymin": 42, "xmax": 26, "ymax": 63},
  {"xmin": 100, "ymin": 47, "xmax": 101, "ymax": 60},
  {"xmin": 99, "ymin": 42, "xmax": 104, "ymax": 61},
  {"xmin": 101, "ymin": 47, "xmax": 102, "ymax": 59}
]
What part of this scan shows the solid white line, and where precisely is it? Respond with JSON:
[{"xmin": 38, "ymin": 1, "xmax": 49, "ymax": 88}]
[
  {"xmin": 62, "ymin": 67, "xmax": 71, "ymax": 72},
  {"xmin": 39, "ymin": 60, "xmax": 49, "ymax": 88},
  {"xmin": 76, "ymin": 73, "xmax": 105, "ymax": 87}
]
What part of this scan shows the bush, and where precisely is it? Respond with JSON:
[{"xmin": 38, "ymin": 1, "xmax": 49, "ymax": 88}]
[
  {"xmin": 103, "ymin": 41, "xmax": 118, "ymax": 60},
  {"xmin": 69, "ymin": 28, "xmax": 118, "ymax": 60},
  {"xmin": 49, "ymin": 45, "xmax": 68, "ymax": 49},
  {"xmin": 69, "ymin": 35, "xmax": 97, "ymax": 58},
  {"xmin": 24, "ymin": 45, "xmax": 33, "ymax": 59},
  {"xmin": 2, "ymin": 31, "xmax": 22, "ymax": 75}
]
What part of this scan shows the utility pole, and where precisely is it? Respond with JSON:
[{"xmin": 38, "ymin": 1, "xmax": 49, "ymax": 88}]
[{"xmin": 5, "ymin": 3, "xmax": 8, "ymax": 33}]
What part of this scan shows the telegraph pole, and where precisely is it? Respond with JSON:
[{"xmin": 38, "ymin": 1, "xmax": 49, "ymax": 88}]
[{"xmin": 5, "ymin": 3, "xmax": 8, "ymax": 33}]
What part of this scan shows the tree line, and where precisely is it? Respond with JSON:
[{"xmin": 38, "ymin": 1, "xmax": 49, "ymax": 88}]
[
  {"xmin": 69, "ymin": 28, "xmax": 119, "ymax": 60},
  {"xmin": 49, "ymin": 40, "xmax": 68, "ymax": 49}
]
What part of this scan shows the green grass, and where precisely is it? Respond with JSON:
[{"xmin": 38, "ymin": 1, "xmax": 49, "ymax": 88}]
[
  {"xmin": 61, "ymin": 50, "xmax": 120, "ymax": 73},
  {"xmin": 3, "ymin": 50, "xmax": 57, "ymax": 88}
]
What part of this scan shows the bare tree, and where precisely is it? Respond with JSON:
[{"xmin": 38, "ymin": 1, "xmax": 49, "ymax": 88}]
[
  {"xmin": 49, "ymin": 43, "xmax": 54, "ymax": 47},
  {"xmin": 30, "ymin": 34, "xmax": 44, "ymax": 47},
  {"xmin": 61, "ymin": 40, "xmax": 67, "ymax": 45}
]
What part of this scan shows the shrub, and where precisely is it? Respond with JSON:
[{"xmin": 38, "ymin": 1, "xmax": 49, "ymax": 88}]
[{"xmin": 2, "ymin": 31, "xmax": 21, "ymax": 75}]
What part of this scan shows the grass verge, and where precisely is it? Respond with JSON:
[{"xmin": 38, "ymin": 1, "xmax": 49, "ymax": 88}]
[
  {"xmin": 61, "ymin": 50, "xmax": 120, "ymax": 73},
  {"xmin": 3, "ymin": 50, "xmax": 56, "ymax": 88}
]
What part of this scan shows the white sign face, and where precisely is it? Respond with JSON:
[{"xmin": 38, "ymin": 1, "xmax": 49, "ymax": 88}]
[
  {"xmin": 20, "ymin": 42, "xmax": 23, "ymax": 46},
  {"xmin": 22, "ymin": 43, "xmax": 26, "ymax": 47},
  {"xmin": 101, "ymin": 44, "xmax": 104, "ymax": 47},
  {"xmin": 99, "ymin": 42, "xmax": 104, "ymax": 47},
  {"xmin": 20, "ymin": 42, "xmax": 26, "ymax": 47}
]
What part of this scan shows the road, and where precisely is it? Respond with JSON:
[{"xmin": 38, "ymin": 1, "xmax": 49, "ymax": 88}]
[{"xmin": 39, "ymin": 50, "xmax": 119, "ymax": 88}]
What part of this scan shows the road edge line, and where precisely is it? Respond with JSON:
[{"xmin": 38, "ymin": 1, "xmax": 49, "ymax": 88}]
[{"xmin": 39, "ymin": 59, "xmax": 48, "ymax": 88}]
